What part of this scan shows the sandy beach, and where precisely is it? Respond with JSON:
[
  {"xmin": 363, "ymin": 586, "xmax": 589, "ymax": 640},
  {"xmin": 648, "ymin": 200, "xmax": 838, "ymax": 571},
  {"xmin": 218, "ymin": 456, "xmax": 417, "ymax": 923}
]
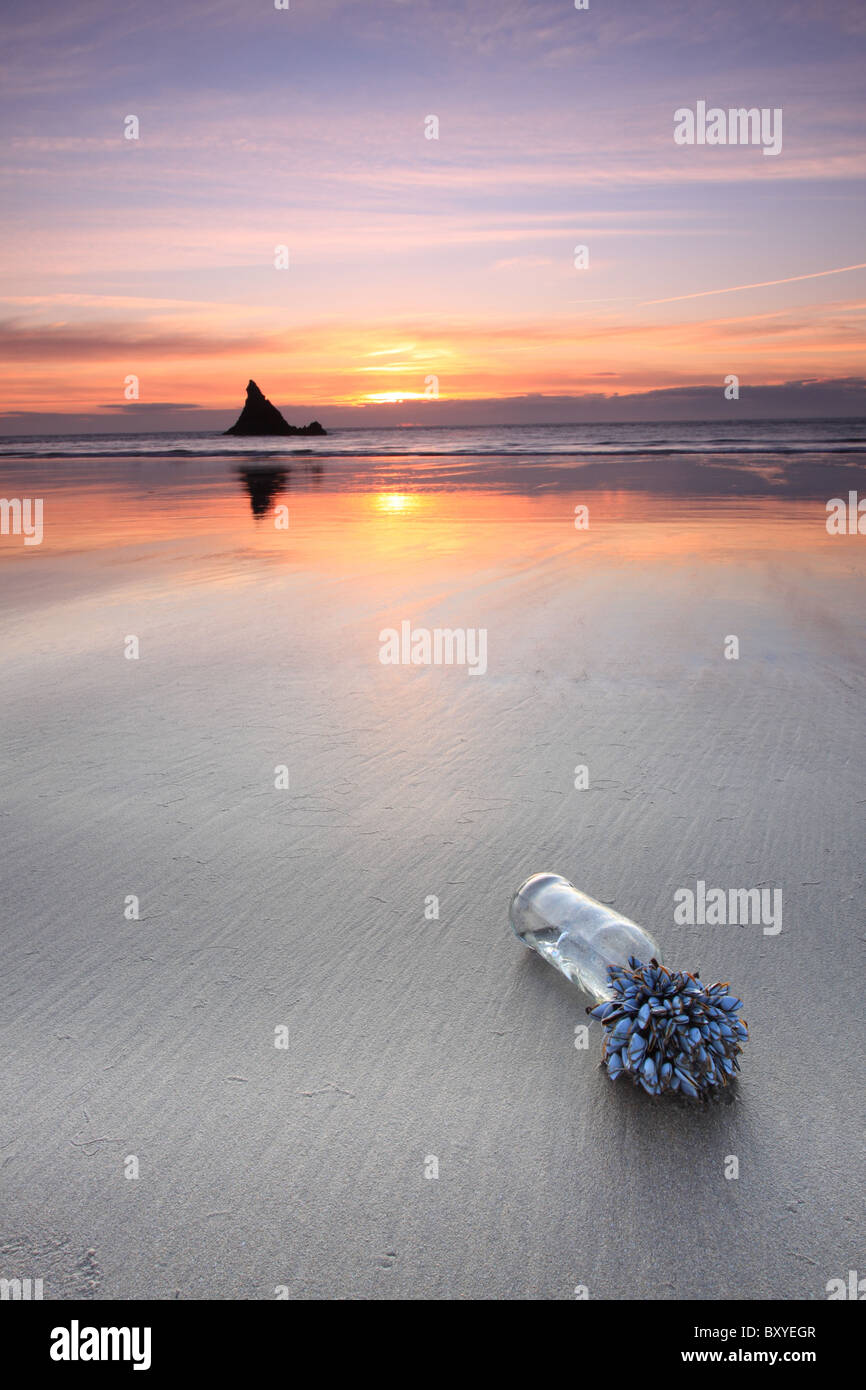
[{"xmin": 0, "ymin": 447, "xmax": 863, "ymax": 1299}]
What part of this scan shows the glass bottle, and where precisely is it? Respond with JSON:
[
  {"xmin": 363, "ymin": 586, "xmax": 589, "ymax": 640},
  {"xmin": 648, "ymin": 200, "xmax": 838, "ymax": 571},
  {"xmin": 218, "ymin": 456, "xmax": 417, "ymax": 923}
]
[{"xmin": 509, "ymin": 871, "xmax": 662, "ymax": 1003}]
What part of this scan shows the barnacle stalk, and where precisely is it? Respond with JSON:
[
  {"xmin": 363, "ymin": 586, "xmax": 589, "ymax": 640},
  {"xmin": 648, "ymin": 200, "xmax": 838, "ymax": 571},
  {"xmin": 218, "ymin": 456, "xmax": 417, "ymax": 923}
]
[{"xmin": 510, "ymin": 873, "xmax": 748, "ymax": 1099}]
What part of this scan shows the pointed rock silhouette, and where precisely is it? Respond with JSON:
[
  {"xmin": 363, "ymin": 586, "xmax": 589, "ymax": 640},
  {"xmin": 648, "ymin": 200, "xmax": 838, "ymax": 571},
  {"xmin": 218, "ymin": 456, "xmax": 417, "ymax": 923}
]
[{"xmin": 224, "ymin": 380, "xmax": 326, "ymax": 436}]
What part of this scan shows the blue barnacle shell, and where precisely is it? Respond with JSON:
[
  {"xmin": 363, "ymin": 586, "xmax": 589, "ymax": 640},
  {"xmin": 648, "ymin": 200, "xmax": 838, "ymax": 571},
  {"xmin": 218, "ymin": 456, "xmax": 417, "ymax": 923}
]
[
  {"xmin": 607, "ymin": 1053, "xmax": 624, "ymax": 1080},
  {"xmin": 612, "ymin": 1017, "xmax": 632, "ymax": 1039},
  {"xmin": 637, "ymin": 1002, "xmax": 651, "ymax": 1029},
  {"xmin": 719, "ymin": 994, "xmax": 741, "ymax": 1011},
  {"xmin": 588, "ymin": 1001, "xmax": 618, "ymax": 1021},
  {"xmin": 628, "ymin": 1031, "xmax": 647, "ymax": 1065}
]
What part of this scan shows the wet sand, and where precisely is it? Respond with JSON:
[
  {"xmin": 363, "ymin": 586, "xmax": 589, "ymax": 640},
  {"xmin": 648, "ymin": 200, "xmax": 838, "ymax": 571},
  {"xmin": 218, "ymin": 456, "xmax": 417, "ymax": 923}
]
[{"xmin": 0, "ymin": 455, "xmax": 863, "ymax": 1299}]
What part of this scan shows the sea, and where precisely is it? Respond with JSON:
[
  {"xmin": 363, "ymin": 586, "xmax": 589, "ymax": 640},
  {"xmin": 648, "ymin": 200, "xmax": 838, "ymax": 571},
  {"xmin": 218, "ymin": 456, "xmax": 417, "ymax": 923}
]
[{"xmin": 1, "ymin": 417, "xmax": 863, "ymax": 462}]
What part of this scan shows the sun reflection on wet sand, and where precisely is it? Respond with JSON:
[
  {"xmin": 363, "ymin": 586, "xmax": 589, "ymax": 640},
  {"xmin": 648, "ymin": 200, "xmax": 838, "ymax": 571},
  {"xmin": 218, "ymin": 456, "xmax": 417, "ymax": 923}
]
[
  {"xmin": 1, "ymin": 456, "xmax": 862, "ymax": 606},
  {"xmin": 374, "ymin": 492, "xmax": 422, "ymax": 515}
]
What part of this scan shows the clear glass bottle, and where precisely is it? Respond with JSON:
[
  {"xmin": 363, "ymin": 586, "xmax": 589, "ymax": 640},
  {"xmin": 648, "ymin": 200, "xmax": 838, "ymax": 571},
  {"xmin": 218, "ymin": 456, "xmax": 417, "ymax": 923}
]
[{"xmin": 509, "ymin": 872, "xmax": 662, "ymax": 1003}]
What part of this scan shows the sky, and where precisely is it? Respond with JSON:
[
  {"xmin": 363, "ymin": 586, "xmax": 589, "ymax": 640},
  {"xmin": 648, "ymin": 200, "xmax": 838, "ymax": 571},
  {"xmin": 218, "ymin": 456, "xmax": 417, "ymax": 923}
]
[{"xmin": 1, "ymin": 0, "xmax": 865, "ymax": 431}]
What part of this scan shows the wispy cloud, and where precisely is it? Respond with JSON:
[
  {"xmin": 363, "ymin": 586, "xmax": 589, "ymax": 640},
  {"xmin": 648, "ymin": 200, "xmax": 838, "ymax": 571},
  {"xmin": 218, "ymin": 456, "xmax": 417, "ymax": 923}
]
[{"xmin": 642, "ymin": 262, "xmax": 866, "ymax": 305}]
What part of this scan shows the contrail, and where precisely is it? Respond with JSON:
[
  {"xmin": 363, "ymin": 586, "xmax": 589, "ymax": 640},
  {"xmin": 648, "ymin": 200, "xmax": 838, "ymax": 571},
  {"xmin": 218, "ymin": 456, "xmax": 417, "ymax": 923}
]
[{"xmin": 640, "ymin": 261, "xmax": 866, "ymax": 306}]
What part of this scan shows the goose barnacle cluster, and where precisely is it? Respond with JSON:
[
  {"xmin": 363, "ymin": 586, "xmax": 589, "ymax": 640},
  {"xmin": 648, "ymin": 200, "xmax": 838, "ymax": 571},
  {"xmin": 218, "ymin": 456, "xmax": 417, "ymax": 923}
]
[{"xmin": 588, "ymin": 956, "xmax": 748, "ymax": 1098}]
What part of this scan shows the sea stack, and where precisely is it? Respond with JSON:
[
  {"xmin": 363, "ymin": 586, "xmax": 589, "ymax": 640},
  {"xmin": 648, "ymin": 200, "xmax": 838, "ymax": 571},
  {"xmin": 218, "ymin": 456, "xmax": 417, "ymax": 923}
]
[{"xmin": 224, "ymin": 380, "xmax": 326, "ymax": 436}]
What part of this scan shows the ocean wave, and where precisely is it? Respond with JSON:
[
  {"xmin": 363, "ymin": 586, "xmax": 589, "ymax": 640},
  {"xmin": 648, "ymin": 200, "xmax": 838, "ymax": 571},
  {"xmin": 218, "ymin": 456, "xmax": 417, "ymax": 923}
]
[{"xmin": 1, "ymin": 443, "xmax": 865, "ymax": 461}]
